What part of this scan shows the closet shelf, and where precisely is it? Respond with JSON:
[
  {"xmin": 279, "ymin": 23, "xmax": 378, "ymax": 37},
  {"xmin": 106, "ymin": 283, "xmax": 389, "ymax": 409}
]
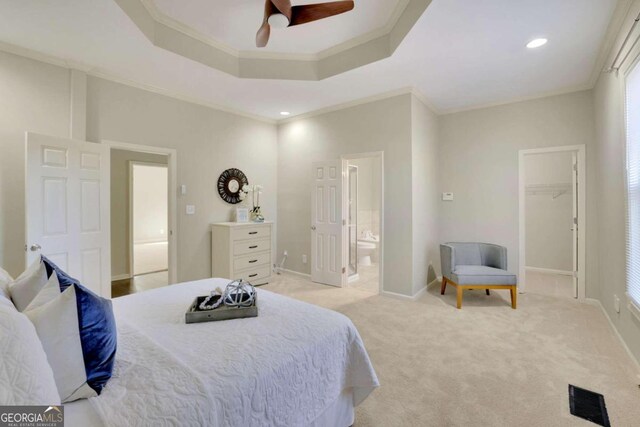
[{"xmin": 525, "ymin": 183, "xmax": 572, "ymax": 199}]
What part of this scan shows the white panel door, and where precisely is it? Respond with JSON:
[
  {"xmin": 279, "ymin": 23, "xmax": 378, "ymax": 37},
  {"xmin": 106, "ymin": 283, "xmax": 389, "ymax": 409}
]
[
  {"xmin": 26, "ymin": 132, "xmax": 111, "ymax": 297},
  {"xmin": 311, "ymin": 161, "xmax": 344, "ymax": 287}
]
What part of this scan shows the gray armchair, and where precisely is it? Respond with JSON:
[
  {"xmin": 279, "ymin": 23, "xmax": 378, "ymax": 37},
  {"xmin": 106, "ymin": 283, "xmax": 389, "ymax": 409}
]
[{"xmin": 440, "ymin": 243, "xmax": 517, "ymax": 309}]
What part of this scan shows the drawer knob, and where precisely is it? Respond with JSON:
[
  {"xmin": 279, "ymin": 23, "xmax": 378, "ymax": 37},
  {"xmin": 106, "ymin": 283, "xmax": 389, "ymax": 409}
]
[
  {"xmin": 249, "ymin": 245, "xmax": 258, "ymax": 249},
  {"xmin": 249, "ymin": 259, "xmax": 258, "ymax": 263}
]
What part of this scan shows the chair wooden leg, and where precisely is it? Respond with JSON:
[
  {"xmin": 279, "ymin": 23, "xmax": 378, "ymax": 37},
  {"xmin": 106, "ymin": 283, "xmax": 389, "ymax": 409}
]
[
  {"xmin": 440, "ymin": 277, "xmax": 447, "ymax": 295},
  {"xmin": 456, "ymin": 286, "xmax": 463, "ymax": 309},
  {"xmin": 485, "ymin": 289, "xmax": 490, "ymax": 296},
  {"xmin": 510, "ymin": 286, "xmax": 517, "ymax": 309}
]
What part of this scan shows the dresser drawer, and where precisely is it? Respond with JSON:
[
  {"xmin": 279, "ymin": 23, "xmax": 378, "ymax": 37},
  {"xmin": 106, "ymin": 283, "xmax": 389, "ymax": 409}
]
[
  {"xmin": 233, "ymin": 238, "xmax": 271, "ymax": 256},
  {"xmin": 235, "ymin": 264, "xmax": 271, "ymax": 284},
  {"xmin": 231, "ymin": 225, "xmax": 271, "ymax": 241},
  {"xmin": 234, "ymin": 252, "xmax": 270, "ymax": 271}
]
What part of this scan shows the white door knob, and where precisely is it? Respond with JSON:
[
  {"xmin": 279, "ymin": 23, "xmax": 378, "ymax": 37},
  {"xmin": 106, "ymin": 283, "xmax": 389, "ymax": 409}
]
[
  {"xmin": 29, "ymin": 244, "xmax": 42, "ymax": 252},
  {"xmin": 311, "ymin": 226, "xmax": 316, "ymax": 231}
]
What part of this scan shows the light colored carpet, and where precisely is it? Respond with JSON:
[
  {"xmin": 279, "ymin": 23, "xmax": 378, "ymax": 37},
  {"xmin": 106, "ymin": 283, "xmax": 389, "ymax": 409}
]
[
  {"xmin": 133, "ymin": 241, "xmax": 168, "ymax": 275},
  {"xmin": 263, "ymin": 273, "xmax": 640, "ymax": 426}
]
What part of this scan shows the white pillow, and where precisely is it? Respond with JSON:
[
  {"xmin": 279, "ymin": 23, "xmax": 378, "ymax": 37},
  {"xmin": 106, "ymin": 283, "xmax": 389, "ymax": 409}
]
[
  {"xmin": 8, "ymin": 258, "xmax": 49, "ymax": 311},
  {"xmin": 24, "ymin": 272, "xmax": 60, "ymax": 312},
  {"xmin": 0, "ymin": 266, "xmax": 12, "ymax": 300},
  {"xmin": 0, "ymin": 304, "xmax": 60, "ymax": 405}
]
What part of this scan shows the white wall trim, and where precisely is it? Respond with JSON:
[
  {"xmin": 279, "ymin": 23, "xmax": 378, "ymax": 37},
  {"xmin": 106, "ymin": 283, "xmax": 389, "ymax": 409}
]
[
  {"xmin": 103, "ymin": 140, "xmax": 178, "ymax": 285},
  {"xmin": 585, "ymin": 298, "xmax": 640, "ymax": 374},
  {"xmin": 382, "ymin": 277, "xmax": 440, "ymax": 301},
  {"xmin": 519, "ymin": 144, "xmax": 587, "ymax": 301},
  {"xmin": 281, "ymin": 268, "xmax": 311, "ymax": 279},
  {"xmin": 525, "ymin": 267, "xmax": 574, "ymax": 276}
]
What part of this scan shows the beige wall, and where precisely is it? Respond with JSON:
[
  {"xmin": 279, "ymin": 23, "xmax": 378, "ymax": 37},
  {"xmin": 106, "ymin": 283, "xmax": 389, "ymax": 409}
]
[
  {"xmin": 0, "ymin": 50, "xmax": 278, "ymax": 284},
  {"xmin": 277, "ymin": 94, "xmax": 416, "ymax": 295},
  {"xmin": 110, "ymin": 149, "xmax": 168, "ymax": 279},
  {"xmin": 0, "ymin": 51, "xmax": 71, "ymax": 277},
  {"xmin": 593, "ymin": 1, "xmax": 640, "ymax": 363},
  {"xmin": 439, "ymin": 90, "xmax": 599, "ymax": 297},
  {"xmin": 411, "ymin": 96, "xmax": 440, "ymax": 293},
  {"xmin": 86, "ymin": 77, "xmax": 278, "ymax": 283}
]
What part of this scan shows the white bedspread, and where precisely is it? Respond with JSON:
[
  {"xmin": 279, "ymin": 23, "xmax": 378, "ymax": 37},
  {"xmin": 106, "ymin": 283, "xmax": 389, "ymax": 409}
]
[{"xmin": 86, "ymin": 279, "xmax": 379, "ymax": 426}]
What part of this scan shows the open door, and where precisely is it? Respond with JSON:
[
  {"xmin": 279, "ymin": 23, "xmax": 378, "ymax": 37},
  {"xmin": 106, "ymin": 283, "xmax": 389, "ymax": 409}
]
[
  {"xmin": 311, "ymin": 160, "xmax": 344, "ymax": 287},
  {"xmin": 572, "ymin": 152, "xmax": 579, "ymax": 298},
  {"xmin": 25, "ymin": 132, "xmax": 111, "ymax": 297}
]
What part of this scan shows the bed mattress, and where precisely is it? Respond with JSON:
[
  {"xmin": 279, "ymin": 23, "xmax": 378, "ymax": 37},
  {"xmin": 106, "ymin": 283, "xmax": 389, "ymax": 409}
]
[{"xmin": 65, "ymin": 278, "xmax": 379, "ymax": 426}]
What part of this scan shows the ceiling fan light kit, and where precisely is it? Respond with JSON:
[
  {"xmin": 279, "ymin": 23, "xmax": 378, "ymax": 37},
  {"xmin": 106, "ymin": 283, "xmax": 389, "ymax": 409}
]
[{"xmin": 256, "ymin": 0, "xmax": 355, "ymax": 47}]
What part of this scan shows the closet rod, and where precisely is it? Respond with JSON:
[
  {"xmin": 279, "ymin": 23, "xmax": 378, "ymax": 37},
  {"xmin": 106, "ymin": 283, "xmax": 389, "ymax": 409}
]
[{"xmin": 607, "ymin": 10, "xmax": 640, "ymax": 72}]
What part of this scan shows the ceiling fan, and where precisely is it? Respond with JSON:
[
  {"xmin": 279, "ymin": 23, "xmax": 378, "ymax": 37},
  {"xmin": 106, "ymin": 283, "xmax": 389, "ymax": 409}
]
[{"xmin": 256, "ymin": 0, "xmax": 355, "ymax": 48}]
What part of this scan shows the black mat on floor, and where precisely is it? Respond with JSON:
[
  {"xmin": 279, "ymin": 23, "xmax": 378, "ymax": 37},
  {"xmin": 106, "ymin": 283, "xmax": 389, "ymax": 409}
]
[{"xmin": 569, "ymin": 384, "xmax": 610, "ymax": 426}]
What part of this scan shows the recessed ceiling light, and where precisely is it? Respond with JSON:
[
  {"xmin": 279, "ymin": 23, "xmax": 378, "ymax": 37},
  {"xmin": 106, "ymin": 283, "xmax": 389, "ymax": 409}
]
[
  {"xmin": 280, "ymin": 111, "xmax": 291, "ymax": 116},
  {"xmin": 526, "ymin": 38, "xmax": 548, "ymax": 49}
]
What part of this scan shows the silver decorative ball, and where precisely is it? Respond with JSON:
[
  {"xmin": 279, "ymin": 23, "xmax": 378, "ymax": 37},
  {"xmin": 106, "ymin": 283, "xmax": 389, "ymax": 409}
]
[{"xmin": 223, "ymin": 280, "xmax": 256, "ymax": 308}]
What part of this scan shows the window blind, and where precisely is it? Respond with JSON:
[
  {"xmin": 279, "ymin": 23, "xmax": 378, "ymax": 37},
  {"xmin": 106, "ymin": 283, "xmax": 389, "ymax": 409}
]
[{"xmin": 625, "ymin": 63, "xmax": 640, "ymax": 308}]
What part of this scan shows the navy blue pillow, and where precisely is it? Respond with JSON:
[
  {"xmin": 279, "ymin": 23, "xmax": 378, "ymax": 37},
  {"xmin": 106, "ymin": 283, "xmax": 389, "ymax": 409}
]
[
  {"xmin": 41, "ymin": 256, "xmax": 117, "ymax": 395},
  {"xmin": 42, "ymin": 256, "xmax": 81, "ymax": 291}
]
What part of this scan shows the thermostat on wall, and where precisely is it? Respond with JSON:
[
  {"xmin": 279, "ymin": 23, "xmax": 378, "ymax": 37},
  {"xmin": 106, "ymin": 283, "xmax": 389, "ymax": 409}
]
[{"xmin": 442, "ymin": 192, "xmax": 454, "ymax": 201}]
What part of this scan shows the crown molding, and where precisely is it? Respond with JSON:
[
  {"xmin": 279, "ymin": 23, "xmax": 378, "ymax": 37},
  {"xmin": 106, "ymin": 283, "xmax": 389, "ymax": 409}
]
[
  {"xmin": 438, "ymin": 83, "xmax": 593, "ymax": 116},
  {"xmin": 277, "ymin": 86, "xmax": 435, "ymax": 124},
  {"xmin": 115, "ymin": 0, "xmax": 432, "ymax": 81},
  {"xmin": 587, "ymin": 0, "xmax": 634, "ymax": 88},
  {"xmin": 0, "ymin": 41, "xmax": 276, "ymax": 124}
]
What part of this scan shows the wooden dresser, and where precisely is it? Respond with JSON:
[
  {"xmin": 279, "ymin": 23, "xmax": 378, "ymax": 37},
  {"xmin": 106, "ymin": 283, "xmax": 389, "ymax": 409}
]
[{"xmin": 211, "ymin": 222, "xmax": 273, "ymax": 286}]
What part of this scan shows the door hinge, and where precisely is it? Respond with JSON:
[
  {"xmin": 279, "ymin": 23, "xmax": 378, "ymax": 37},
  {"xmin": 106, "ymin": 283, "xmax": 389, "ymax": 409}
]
[
  {"xmin": 573, "ymin": 163, "xmax": 578, "ymax": 172},
  {"xmin": 574, "ymin": 217, "xmax": 578, "ymax": 225},
  {"xmin": 342, "ymin": 219, "xmax": 346, "ymax": 226},
  {"xmin": 342, "ymin": 267, "xmax": 346, "ymax": 274}
]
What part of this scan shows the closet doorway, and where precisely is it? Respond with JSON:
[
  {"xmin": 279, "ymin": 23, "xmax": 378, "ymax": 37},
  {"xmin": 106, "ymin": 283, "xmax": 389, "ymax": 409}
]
[{"xmin": 518, "ymin": 145, "xmax": 586, "ymax": 300}]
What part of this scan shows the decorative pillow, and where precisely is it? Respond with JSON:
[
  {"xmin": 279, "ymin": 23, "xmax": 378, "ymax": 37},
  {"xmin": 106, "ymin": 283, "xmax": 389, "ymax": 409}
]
[
  {"xmin": 7, "ymin": 258, "xmax": 49, "ymax": 311},
  {"xmin": 24, "ymin": 272, "xmax": 61, "ymax": 312},
  {"xmin": 0, "ymin": 304, "xmax": 60, "ymax": 405},
  {"xmin": 0, "ymin": 267, "xmax": 12, "ymax": 300},
  {"xmin": 25, "ymin": 283, "xmax": 117, "ymax": 402},
  {"xmin": 41, "ymin": 256, "xmax": 81, "ymax": 291}
]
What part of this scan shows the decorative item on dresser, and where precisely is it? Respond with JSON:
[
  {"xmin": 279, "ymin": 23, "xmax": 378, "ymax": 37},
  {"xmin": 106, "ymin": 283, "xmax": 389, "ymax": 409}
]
[{"xmin": 211, "ymin": 222, "xmax": 273, "ymax": 286}]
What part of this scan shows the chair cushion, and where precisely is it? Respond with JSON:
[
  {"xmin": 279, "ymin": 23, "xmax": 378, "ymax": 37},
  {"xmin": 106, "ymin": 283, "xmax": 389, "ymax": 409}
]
[{"xmin": 451, "ymin": 265, "xmax": 517, "ymax": 286}]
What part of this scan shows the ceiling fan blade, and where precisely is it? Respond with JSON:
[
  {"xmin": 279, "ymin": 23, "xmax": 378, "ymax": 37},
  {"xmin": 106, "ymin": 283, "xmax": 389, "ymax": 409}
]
[
  {"xmin": 289, "ymin": 1, "xmax": 354, "ymax": 26},
  {"xmin": 270, "ymin": 0, "xmax": 293, "ymax": 21},
  {"xmin": 256, "ymin": 21, "xmax": 271, "ymax": 48}
]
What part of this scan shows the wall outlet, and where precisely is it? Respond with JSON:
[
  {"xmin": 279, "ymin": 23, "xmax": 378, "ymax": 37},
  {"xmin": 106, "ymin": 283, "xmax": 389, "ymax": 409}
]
[
  {"xmin": 614, "ymin": 294, "xmax": 621, "ymax": 313},
  {"xmin": 442, "ymin": 192, "xmax": 454, "ymax": 201},
  {"xmin": 186, "ymin": 205, "xmax": 196, "ymax": 215},
  {"xmin": 302, "ymin": 254, "xmax": 308, "ymax": 264}
]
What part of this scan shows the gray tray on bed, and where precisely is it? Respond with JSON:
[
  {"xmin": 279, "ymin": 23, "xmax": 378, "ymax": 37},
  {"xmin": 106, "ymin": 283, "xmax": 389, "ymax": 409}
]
[{"xmin": 185, "ymin": 294, "xmax": 258, "ymax": 324}]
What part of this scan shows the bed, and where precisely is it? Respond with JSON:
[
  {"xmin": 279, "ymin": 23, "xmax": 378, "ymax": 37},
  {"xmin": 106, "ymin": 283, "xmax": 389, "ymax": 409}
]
[{"xmin": 64, "ymin": 278, "xmax": 379, "ymax": 426}]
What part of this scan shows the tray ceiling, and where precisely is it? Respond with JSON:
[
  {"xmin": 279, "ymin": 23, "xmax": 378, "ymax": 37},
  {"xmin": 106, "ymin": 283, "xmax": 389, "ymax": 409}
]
[{"xmin": 116, "ymin": 0, "xmax": 432, "ymax": 80}]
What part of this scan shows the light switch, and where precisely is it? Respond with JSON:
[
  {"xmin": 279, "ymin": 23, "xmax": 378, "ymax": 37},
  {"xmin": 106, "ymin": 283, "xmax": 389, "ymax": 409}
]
[
  {"xmin": 442, "ymin": 192, "xmax": 454, "ymax": 201},
  {"xmin": 186, "ymin": 205, "xmax": 196, "ymax": 215},
  {"xmin": 181, "ymin": 185, "xmax": 187, "ymax": 195}
]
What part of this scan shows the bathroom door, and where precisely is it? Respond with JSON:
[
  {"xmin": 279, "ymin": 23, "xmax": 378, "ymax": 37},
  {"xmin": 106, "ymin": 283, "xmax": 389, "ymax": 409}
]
[{"xmin": 311, "ymin": 160, "xmax": 345, "ymax": 287}]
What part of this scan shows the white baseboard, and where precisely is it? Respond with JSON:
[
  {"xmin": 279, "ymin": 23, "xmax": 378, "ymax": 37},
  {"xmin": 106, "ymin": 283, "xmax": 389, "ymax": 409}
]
[
  {"xmin": 111, "ymin": 274, "xmax": 131, "ymax": 282},
  {"xmin": 525, "ymin": 266, "xmax": 573, "ymax": 276},
  {"xmin": 280, "ymin": 268, "xmax": 311, "ymax": 279},
  {"xmin": 382, "ymin": 277, "xmax": 441, "ymax": 301},
  {"xmin": 585, "ymin": 298, "xmax": 640, "ymax": 374}
]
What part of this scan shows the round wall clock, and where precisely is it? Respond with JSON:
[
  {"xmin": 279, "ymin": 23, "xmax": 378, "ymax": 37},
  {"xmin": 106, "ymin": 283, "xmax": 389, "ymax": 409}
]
[{"xmin": 217, "ymin": 168, "xmax": 248, "ymax": 204}]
